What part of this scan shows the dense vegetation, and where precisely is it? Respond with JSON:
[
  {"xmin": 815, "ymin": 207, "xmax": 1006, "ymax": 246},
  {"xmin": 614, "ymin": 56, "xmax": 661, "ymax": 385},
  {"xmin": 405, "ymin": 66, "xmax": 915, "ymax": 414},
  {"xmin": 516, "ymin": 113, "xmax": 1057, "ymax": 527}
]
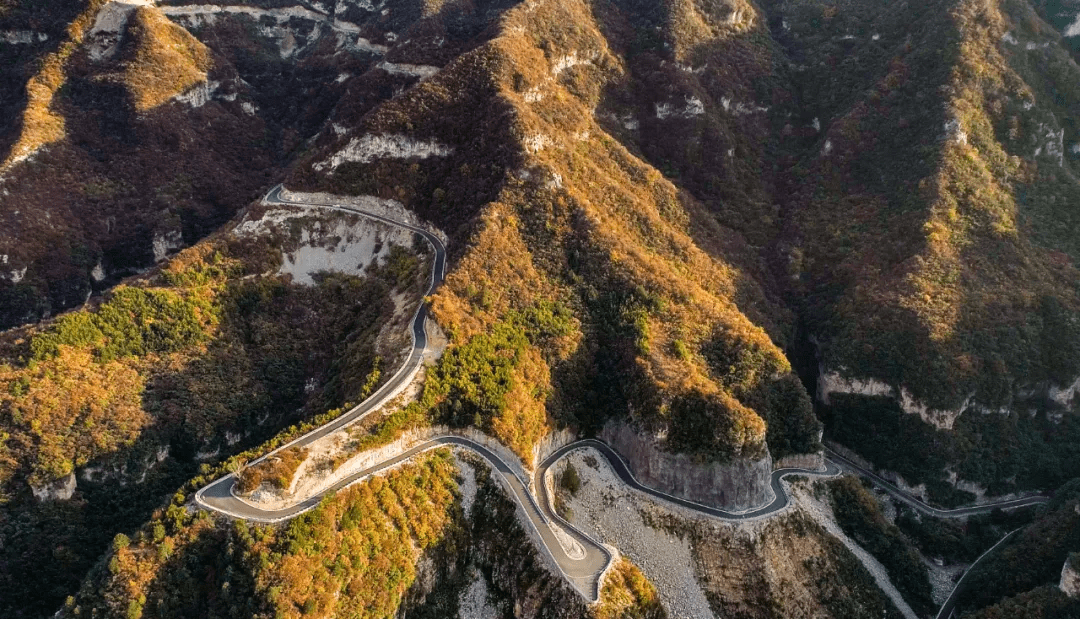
[
  {"xmin": 18, "ymin": 0, "xmax": 1080, "ymax": 615},
  {"xmin": 963, "ymin": 586, "xmax": 1080, "ymax": 619},
  {"xmin": 65, "ymin": 450, "xmax": 461, "ymax": 619},
  {"xmin": 290, "ymin": 0, "xmax": 827, "ymax": 467},
  {"xmin": 0, "ymin": 0, "xmax": 273, "ymax": 330},
  {"xmin": 118, "ymin": 7, "xmax": 212, "ymax": 111},
  {"xmin": 826, "ymin": 393, "xmax": 1080, "ymax": 501},
  {"xmin": 777, "ymin": 0, "xmax": 1080, "ymax": 416},
  {"xmin": 349, "ymin": 300, "xmax": 577, "ymax": 463},
  {"xmin": 827, "ymin": 477, "xmax": 935, "ymax": 616},
  {"xmin": 65, "ymin": 447, "xmax": 664, "ymax": 619},
  {"xmin": 956, "ymin": 478, "xmax": 1080, "ymax": 612},
  {"xmin": 896, "ymin": 507, "xmax": 1035, "ymax": 564},
  {"xmin": 0, "ymin": 215, "xmax": 418, "ymax": 617}
]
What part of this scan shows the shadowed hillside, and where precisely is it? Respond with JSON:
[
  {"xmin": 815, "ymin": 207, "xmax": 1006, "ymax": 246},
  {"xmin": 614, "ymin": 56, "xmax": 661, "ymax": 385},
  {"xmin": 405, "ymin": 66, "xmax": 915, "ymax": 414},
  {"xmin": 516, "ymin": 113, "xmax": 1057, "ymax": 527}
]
[{"xmin": 8, "ymin": 0, "xmax": 1080, "ymax": 615}]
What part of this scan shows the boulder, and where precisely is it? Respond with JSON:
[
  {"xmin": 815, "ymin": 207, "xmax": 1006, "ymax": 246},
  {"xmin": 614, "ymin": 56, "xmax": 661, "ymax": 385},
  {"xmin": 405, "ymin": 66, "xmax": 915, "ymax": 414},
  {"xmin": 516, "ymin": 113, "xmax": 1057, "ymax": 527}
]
[{"xmin": 30, "ymin": 471, "xmax": 77, "ymax": 501}]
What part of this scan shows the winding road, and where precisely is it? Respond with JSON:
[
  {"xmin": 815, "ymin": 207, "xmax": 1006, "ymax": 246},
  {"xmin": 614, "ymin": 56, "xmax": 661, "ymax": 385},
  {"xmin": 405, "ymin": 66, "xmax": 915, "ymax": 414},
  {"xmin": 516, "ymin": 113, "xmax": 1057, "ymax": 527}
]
[
  {"xmin": 195, "ymin": 185, "xmax": 1048, "ymax": 606},
  {"xmin": 824, "ymin": 447, "xmax": 1049, "ymax": 518},
  {"xmin": 824, "ymin": 446, "xmax": 1048, "ymax": 619},
  {"xmin": 194, "ymin": 185, "xmax": 841, "ymax": 600},
  {"xmin": 933, "ymin": 528, "xmax": 1021, "ymax": 619}
]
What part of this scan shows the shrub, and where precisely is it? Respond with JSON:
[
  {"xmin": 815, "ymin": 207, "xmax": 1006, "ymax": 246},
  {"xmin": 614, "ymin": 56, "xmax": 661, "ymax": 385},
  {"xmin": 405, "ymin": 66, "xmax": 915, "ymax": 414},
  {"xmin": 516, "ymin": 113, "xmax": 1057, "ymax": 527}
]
[
  {"xmin": 236, "ymin": 447, "xmax": 309, "ymax": 495},
  {"xmin": 594, "ymin": 559, "xmax": 666, "ymax": 619},
  {"xmin": 30, "ymin": 286, "xmax": 213, "ymax": 363},
  {"xmin": 560, "ymin": 462, "xmax": 581, "ymax": 495},
  {"xmin": 828, "ymin": 477, "xmax": 935, "ymax": 616}
]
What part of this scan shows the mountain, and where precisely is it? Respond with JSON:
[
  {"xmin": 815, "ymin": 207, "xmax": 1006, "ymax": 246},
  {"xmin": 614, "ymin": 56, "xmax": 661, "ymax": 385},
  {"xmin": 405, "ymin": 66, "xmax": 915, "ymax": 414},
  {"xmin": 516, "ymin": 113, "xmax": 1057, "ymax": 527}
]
[{"xmin": 4, "ymin": 0, "xmax": 1080, "ymax": 616}]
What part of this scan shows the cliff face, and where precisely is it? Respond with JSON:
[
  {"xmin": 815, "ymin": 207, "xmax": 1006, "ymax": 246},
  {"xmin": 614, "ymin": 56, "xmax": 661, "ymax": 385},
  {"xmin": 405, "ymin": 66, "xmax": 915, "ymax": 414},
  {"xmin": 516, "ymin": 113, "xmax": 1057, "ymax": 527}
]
[
  {"xmin": 29, "ymin": 470, "xmax": 75, "ymax": 501},
  {"xmin": 600, "ymin": 419, "xmax": 773, "ymax": 511},
  {"xmin": 1060, "ymin": 553, "xmax": 1080, "ymax": 598}
]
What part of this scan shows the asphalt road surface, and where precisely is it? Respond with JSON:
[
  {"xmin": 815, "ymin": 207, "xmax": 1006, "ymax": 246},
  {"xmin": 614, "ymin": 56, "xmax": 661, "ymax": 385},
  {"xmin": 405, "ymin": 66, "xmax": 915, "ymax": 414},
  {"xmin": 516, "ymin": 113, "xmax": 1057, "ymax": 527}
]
[
  {"xmin": 195, "ymin": 185, "xmax": 1048, "ymax": 606},
  {"xmin": 825, "ymin": 446, "xmax": 1048, "ymax": 619},
  {"xmin": 934, "ymin": 528, "xmax": 1021, "ymax": 619},
  {"xmin": 825, "ymin": 447, "xmax": 1048, "ymax": 517}
]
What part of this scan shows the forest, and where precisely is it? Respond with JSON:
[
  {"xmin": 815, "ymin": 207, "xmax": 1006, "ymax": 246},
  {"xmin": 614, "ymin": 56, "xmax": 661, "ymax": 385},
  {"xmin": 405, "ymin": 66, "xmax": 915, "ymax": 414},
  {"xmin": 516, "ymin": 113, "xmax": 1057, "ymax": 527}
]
[{"xmin": 0, "ymin": 220, "xmax": 421, "ymax": 616}]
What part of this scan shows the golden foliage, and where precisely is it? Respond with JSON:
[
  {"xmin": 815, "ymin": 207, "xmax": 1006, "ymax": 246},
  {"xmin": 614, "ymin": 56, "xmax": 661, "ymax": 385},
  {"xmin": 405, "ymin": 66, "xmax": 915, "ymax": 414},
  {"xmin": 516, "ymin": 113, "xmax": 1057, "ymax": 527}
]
[
  {"xmin": 432, "ymin": 203, "xmax": 573, "ymax": 344},
  {"xmin": 490, "ymin": 344, "xmax": 552, "ymax": 461},
  {"xmin": 256, "ymin": 450, "xmax": 459, "ymax": 619},
  {"xmin": 593, "ymin": 558, "xmax": 665, "ymax": 619},
  {"xmin": 2, "ymin": 1, "xmax": 213, "ymax": 170},
  {"xmin": 0, "ymin": 347, "xmax": 148, "ymax": 486},
  {"xmin": 1, "ymin": 0, "xmax": 111, "ymax": 168},
  {"xmin": 72, "ymin": 451, "xmax": 462, "ymax": 619},
  {"xmin": 236, "ymin": 446, "xmax": 309, "ymax": 495},
  {"xmin": 419, "ymin": 0, "xmax": 793, "ymax": 459},
  {"xmin": 120, "ymin": 7, "xmax": 213, "ymax": 111}
]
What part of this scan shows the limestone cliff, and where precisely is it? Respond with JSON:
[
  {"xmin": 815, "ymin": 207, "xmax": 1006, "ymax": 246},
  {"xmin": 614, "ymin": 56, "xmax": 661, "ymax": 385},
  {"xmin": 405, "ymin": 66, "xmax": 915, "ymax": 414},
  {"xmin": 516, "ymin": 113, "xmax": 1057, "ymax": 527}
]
[
  {"xmin": 29, "ymin": 470, "xmax": 75, "ymax": 501},
  {"xmin": 600, "ymin": 419, "xmax": 772, "ymax": 511},
  {"xmin": 1061, "ymin": 553, "xmax": 1080, "ymax": 599}
]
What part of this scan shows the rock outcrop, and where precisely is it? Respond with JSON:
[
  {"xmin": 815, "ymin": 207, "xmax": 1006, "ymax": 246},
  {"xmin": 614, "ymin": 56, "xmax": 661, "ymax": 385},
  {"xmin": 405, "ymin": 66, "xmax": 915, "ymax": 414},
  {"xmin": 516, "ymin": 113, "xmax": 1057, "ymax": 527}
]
[
  {"xmin": 775, "ymin": 452, "xmax": 825, "ymax": 471},
  {"xmin": 818, "ymin": 368, "xmax": 971, "ymax": 430},
  {"xmin": 30, "ymin": 471, "xmax": 76, "ymax": 501},
  {"xmin": 1060, "ymin": 553, "xmax": 1080, "ymax": 598},
  {"xmin": 820, "ymin": 364, "xmax": 1080, "ymax": 432},
  {"xmin": 600, "ymin": 420, "xmax": 772, "ymax": 511}
]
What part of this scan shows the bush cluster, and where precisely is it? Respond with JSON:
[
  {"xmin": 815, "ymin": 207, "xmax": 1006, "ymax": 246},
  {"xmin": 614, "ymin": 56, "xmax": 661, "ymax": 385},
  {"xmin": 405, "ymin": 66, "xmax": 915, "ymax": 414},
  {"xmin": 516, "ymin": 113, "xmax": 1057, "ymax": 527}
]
[{"xmin": 828, "ymin": 477, "xmax": 935, "ymax": 616}]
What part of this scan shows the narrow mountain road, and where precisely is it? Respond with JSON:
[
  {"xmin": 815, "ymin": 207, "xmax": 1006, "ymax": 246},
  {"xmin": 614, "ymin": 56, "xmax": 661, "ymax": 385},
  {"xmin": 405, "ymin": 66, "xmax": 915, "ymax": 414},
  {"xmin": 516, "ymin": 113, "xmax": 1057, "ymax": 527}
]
[
  {"xmin": 933, "ymin": 528, "xmax": 1021, "ymax": 619},
  {"xmin": 540, "ymin": 440, "xmax": 842, "ymax": 520},
  {"xmin": 194, "ymin": 185, "xmax": 839, "ymax": 600},
  {"xmin": 195, "ymin": 185, "xmax": 1048, "ymax": 605},
  {"xmin": 198, "ymin": 434, "xmax": 614, "ymax": 597},
  {"xmin": 824, "ymin": 446, "xmax": 1048, "ymax": 619},
  {"xmin": 824, "ymin": 447, "xmax": 1049, "ymax": 517}
]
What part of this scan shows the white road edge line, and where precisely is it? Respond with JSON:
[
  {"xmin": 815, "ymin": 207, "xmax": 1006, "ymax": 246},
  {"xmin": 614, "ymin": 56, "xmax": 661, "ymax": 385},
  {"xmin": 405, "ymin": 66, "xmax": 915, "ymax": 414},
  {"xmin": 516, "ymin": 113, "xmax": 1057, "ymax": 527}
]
[{"xmin": 193, "ymin": 186, "xmax": 1048, "ymax": 610}]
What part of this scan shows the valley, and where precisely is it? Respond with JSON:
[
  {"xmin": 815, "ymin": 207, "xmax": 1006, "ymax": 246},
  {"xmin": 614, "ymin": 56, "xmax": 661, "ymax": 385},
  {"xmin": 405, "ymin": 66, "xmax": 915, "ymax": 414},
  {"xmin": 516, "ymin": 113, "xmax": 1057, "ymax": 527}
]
[{"xmin": 5, "ymin": 0, "xmax": 1080, "ymax": 616}]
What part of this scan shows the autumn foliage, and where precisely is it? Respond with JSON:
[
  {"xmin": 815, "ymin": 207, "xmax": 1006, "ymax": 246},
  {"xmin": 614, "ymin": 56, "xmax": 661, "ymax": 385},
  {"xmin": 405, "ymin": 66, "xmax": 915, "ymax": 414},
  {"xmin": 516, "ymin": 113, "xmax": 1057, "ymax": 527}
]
[
  {"xmin": 594, "ymin": 559, "xmax": 666, "ymax": 619},
  {"xmin": 0, "ymin": 347, "xmax": 147, "ymax": 487},
  {"xmin": 71, "ymin": 450, "xmax": 461, "ymax": 619}
]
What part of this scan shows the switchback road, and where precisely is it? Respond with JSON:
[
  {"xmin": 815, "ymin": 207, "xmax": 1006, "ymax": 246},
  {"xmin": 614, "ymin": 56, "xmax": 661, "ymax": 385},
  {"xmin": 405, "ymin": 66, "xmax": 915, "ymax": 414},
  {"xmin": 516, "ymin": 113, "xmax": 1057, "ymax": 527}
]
[
  {"xmin": 194, "ymin": 185, "xmax": 838, "ymax": 600},
  {"xmin": 195, "ymin": 185, "xmax": 1048, "ymax": 606}
]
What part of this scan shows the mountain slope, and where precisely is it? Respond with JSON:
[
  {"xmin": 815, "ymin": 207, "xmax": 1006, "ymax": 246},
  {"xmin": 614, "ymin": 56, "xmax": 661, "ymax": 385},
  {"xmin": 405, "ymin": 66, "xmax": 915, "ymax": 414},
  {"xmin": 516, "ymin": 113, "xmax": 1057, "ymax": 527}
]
[
  {"xmin": 289, "ymin": 0, "xmax": 822, "ymax": 468},
  {"xmin": 11, "ymin": 0, "xmax": 1080, "ymax": 615}
]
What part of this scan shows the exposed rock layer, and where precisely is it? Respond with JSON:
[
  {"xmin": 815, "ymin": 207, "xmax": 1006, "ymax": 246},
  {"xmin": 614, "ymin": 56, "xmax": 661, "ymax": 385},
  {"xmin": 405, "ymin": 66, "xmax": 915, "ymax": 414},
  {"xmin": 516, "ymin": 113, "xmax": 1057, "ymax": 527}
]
[
  {"xmin": 1061, "ymin": 554, "xmax": 1080, "ymax": 598},
  {"xmin": 600, "ymin": 420, "xmax": 772, "ymax": 511},
  {"xmin": 30, "ymin": 471, "xmax": 76, "ymax": 501}
]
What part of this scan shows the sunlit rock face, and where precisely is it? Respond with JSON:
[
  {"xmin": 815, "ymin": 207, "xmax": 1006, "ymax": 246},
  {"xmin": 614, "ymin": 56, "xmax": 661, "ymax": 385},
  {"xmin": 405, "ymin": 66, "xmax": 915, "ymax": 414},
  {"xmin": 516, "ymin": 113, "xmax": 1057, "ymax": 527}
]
[
  {"xmin": 601, "ymin": 420, "xmax": 773, "ymax": 511},
  {"xmin": 30, "ymin": 471, "xmax": 76, "ymax": 502},
  {"xmin": 1062, "ymin": 554, "xmax": 1080, "ymax": 598}
]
